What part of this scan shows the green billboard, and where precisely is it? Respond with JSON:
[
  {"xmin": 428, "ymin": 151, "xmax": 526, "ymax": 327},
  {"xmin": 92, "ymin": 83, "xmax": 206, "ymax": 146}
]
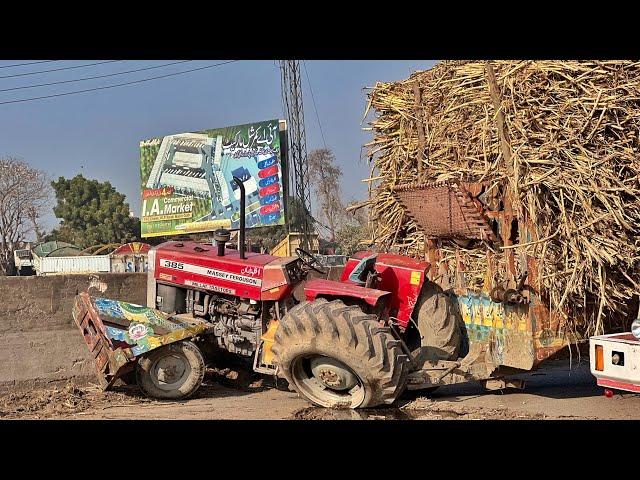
[{"xmin": 140, "ymin": 119, "xmax": 286, "ymax": 238}]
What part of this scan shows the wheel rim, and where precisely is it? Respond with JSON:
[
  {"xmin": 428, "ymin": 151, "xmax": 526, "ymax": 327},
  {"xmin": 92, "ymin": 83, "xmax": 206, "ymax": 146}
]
[
  {"xmin": 150, "ymin": 352, "xmax": 191, "ymax": 391},
  {"xmin": 291, "ymin": 355, "xmax": 365, "ymax": 408}
]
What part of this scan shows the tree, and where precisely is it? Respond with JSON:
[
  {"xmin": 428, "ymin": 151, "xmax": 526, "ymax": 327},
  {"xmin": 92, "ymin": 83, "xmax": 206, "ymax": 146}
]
[
  {"xmin": 333, "ymin": 224, "xmax": 366, "ymax": 256},
  {"xmin": 0, "ymin": 157, "xmax": 51, "ymax": 275},
  {"xmin": 307, "ymin": 148, "xmax": 345, "ymax": 241},
  {"xmin": 49, "ymin": 175, "xmax": 140, "ymax": 249},
  {"xmin": 334, "ymin": 202, "xmax": 373, "ymax": 255}
]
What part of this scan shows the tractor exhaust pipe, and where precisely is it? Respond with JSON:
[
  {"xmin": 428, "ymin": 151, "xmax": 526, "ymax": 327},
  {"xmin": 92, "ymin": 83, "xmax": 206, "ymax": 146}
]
[{"xmin": 232, "ymin": 176, "xmax": 246, "ymax": 259}]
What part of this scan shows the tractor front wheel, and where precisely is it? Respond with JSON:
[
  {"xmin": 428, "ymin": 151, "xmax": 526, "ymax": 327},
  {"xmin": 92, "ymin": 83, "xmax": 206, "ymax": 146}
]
[
  {"xmin": 136, "ymin": 341, "xmax": 205, "ymax": 400},
  {"xmin": 272, "ymin": 298, "xmax": 409, "ymax": 409}
]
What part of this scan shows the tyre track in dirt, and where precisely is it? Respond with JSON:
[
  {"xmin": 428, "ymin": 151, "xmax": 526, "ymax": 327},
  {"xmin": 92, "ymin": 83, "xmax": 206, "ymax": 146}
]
[{"xmin": 2, "ymin": 358, "xmax": 640, "ymax": 420}]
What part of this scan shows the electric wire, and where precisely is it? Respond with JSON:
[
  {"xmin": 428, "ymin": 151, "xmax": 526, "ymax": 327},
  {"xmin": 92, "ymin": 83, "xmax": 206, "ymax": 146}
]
[
  {"xmin": 302, "ymin": 60, "xmax": 327, "ymax": 149},
  {"xmin": 0, "ymin": 61, "xmax": 239, "ymax": 106},
  {"xmin": 0, "ymin": 60, "xmax": 122, "ymax": 79},
  {"xmin": 0, "ymin": 60, "xmax": 192, "ymax": 93},
  {"xmin": 0, "ymin": 60, "xmax": 57, "ymax": 69}
]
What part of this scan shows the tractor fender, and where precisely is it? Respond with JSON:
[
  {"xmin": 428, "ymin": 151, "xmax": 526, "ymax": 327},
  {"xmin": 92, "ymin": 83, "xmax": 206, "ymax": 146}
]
[
  {"xmin": 341, "ymin": 251, "xmax": 430, "ymax": 327},
  {"xmin": 303, "ymin": 278, "xmax": 391, "ymax": 308}
]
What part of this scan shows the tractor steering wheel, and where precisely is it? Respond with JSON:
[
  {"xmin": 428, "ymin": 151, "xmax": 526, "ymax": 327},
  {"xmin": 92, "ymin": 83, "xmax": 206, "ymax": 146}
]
[{"xmin": 296, "ymin": 247, "xmax": 327, "ymax": 275}]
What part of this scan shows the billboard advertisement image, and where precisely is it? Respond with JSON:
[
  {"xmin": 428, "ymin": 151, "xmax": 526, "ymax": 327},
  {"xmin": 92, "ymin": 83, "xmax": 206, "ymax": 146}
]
[{"xmin": 139, "ymin": 119, "xmax": 286, "ymax": 238}]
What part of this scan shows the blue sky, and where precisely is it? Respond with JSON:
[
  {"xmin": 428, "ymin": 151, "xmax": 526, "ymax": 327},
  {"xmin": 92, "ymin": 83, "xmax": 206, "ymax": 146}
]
[{"xmin": 0, "ymin": 60, "xmax": 436, "ymax": 233}]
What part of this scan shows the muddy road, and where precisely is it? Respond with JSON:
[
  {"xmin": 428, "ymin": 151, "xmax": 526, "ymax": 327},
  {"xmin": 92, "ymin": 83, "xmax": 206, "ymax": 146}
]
[{"xmin": 2, "ymin": 356, "xmax": 639, "ymax": 420}]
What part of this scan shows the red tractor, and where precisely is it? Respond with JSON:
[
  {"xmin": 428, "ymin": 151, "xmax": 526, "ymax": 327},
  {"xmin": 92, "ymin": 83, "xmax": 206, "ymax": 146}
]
[{"xmin": 73, "ymin": 179, "xmax": 520, "ymax": 409}]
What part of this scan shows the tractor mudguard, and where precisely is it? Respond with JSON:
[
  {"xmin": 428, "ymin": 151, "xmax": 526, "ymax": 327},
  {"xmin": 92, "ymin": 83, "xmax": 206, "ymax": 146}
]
[
  {"xmin": 304, "ymin": 278, "xmax": 391, "ymax": 308},
  {"xmin": 72, "ymin": 292, "xmax": 210, "ymax": 390},
  {"xmin": 341, "ymin": 252, "xmax": 430, "ymax": 328}
]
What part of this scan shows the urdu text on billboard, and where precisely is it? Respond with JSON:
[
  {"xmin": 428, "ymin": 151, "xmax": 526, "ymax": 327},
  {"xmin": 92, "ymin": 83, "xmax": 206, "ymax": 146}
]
[{"xmin": 139, "ymin": 119, "xmax": 286, "ymax": 238}]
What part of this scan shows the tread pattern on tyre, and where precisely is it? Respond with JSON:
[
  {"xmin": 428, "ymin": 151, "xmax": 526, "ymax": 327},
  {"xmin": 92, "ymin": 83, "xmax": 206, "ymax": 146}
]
[
  {"xmin": 136, "ymin": 340, "xmax": 205, "ymax": 400},
  {"xmin": 272, "ymin": 298, "xmax": 410, "ymax": 408},
  {"xmin": 413, "ymin": 283, "xmax": 462, "ymax": 362}
]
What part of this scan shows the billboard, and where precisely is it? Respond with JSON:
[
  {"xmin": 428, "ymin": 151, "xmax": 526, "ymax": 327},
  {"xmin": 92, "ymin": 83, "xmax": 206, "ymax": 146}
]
[{"xmin": 139, "ymin": 119, "xmax": 286, "ymax": 238}]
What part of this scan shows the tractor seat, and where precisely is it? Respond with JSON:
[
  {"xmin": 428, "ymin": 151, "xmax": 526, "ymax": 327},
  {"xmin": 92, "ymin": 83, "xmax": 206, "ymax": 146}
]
[{"xmin": 348, "ymin": 254, "xmax": 378, "ymax": 287}]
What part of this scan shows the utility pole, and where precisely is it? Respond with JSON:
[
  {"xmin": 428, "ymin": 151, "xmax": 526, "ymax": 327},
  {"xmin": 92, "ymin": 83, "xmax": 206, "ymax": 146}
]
[{"xmin": 279, "ymin": 60, "xmax": 313, "ymax": 251}]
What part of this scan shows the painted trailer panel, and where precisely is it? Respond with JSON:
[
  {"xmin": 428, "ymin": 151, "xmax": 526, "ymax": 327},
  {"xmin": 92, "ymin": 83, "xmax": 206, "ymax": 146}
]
[{"xmin": 72, "ymin": 293, "xmax": 209, "ymax": 389}]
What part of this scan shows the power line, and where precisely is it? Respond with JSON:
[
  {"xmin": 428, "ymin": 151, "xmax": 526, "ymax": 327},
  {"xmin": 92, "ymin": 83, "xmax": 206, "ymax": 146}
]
[
  {"xmin": 0, "ymin": 60, "xmax": 192, "ymax": 93},
  {"xmin": 302, "ymin": 60, "xmax": 327, "ymax": 149},
  {"xmin": 0, "ymin": 60, "xmax": 122, "ymax": 79},
  {"xmin": 0, "ymin": 61, "xmax": 239, "ymax": 106},
  {"xmin": 0, "ymin": 60, "xmax": 57, "ymax": 69}
]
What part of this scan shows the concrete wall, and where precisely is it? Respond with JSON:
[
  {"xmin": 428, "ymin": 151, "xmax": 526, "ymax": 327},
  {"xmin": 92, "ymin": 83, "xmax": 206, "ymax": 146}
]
[
  {"xmin": 0, "ymin": 273, "xmax": 147, "ymax": 392},
  {"xmin": 0, "ymin": 267, "xmax": 345, "ymax": 392}
]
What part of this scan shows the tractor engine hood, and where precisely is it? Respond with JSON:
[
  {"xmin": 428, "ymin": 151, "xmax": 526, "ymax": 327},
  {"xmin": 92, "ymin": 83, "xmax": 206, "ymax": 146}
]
[{"xmin": 153, "ymin": 241, "xmax": 301, "ymax": 301}]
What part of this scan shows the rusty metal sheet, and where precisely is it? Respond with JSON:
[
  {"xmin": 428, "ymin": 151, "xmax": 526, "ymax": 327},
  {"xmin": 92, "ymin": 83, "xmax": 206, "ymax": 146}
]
[{"xmin": 393, "ymin": 181, "xmax": 496, "ymax": 241}]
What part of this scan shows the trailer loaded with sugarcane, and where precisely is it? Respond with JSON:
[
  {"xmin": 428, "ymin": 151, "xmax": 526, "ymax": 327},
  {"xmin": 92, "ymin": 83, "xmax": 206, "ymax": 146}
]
[{"xmin": 73, "ymin": 61, "xmax": 640, "ymax": 408}]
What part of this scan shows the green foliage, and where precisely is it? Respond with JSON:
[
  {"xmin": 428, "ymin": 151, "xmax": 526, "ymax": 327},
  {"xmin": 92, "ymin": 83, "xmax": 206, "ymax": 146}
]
[
  {"xmin": 334, "ymin": 223, "xmax": 370, "ymax": 256},
  {"xmin": 49, "ymin": 175, "xmax": 140, "ymax": 249}
]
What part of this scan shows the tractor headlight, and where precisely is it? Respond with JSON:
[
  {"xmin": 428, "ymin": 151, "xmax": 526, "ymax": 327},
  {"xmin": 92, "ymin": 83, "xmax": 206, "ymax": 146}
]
[{"xmin": 632, "ymin": 317, "xmax": 640, "ymax": 339}]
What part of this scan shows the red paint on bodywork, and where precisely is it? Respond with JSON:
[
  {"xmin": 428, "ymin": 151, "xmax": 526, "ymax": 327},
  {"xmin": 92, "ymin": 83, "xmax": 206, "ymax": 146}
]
[
  {"xmin": 598, "ymin": 378, "xmax": 640, "ymax": 393},
  {"xmin": 304, "ymin": 278, "xmax": 391, "ymax": 307},
  {"xmin": 339, "ymin": 251, "xmax": 430, "ymax": 329},
  {"xmin": 155, "ymin": 241, "xmax": 280, "ymax": 300},
  {"xmin": 260, "ymin": 257, "xmax": 298, "ymax": 301}
]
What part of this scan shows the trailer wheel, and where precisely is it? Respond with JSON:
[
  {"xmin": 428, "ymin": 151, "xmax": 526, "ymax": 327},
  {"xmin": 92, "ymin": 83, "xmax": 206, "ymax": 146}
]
[
  {"xmin": 272, "ymin": 298, "xmax": 410, "ymax": 409},
  {"xmin": 136, "ymin": 341, "xmax": 205, "ymax": 400}
]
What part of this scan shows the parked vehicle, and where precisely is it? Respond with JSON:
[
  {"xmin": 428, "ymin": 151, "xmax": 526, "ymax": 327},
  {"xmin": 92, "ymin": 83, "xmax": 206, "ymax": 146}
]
[
  {"xmin": 590, "ymin": 316, "xmax": 640, "ymax": 396},
  {"xmin": 13, "ymin": 249, "xmax": 34, "ymax": 276}
]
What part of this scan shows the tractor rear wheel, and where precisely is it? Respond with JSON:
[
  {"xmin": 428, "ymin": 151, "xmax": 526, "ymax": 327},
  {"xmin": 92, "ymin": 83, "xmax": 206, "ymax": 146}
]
[
  {"xmin": 412, "ymin": 283, "xmax": 462, "ymax": 362},
  {"xmin": 272, "ymin": 298, "xmax": 410, "ymax": 409},
  {"xmin": 136, "ymin": 341, "xmax": 205, "ymax": 400}
]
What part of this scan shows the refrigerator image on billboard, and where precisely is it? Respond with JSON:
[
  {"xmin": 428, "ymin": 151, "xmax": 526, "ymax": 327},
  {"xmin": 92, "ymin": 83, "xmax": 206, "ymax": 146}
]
[{"xmin": 139, "ymin": 119, "xmax": 286, "ymax": 237}]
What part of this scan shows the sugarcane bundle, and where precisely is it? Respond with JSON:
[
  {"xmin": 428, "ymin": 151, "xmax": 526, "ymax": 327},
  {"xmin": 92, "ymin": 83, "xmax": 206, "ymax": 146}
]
[{"xmin": 363, "ymin": 60, "xmax": 640, "ymax": 336}]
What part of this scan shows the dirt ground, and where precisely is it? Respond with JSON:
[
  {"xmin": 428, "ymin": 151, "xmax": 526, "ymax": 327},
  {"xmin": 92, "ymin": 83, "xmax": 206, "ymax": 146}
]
[{"xmin": 2, "ymin": 356, "xmax": 639, "ymax": 420}]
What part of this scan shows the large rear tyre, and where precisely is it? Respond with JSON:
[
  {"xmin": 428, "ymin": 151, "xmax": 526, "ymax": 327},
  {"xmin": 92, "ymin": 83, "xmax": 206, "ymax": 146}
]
[
  {"xmin": 412, "ymin": 283, "xmax": 462, "ymax": 362},
  {"xmin": 272, "ymin": 298, "xmax": 410, "ymax": 409},
  {"xmin": 136, "ymin": 341, "xmax": 205, "ymax": 400}
]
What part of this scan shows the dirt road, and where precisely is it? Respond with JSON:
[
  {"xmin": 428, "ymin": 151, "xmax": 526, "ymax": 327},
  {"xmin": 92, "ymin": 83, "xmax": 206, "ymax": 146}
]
[{"xmin": 2, "ymin": 357, "xmax": 639, "ymax": 420}]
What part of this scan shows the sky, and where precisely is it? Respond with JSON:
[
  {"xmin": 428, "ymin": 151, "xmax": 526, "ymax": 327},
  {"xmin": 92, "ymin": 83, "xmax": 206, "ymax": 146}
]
[{"xmin": 0, "ymin": 60, "xmax": 436, "ymax": 233}]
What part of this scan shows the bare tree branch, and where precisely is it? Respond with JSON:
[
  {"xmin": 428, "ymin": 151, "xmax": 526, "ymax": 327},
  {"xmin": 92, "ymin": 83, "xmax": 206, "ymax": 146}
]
[
  {"xmin": 0, "ymin": 157, "xmax": 51, "ymax": 275},
  {"xmin": 307, "ymin": 148, "xmax": 345, "ymax": 241}
]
